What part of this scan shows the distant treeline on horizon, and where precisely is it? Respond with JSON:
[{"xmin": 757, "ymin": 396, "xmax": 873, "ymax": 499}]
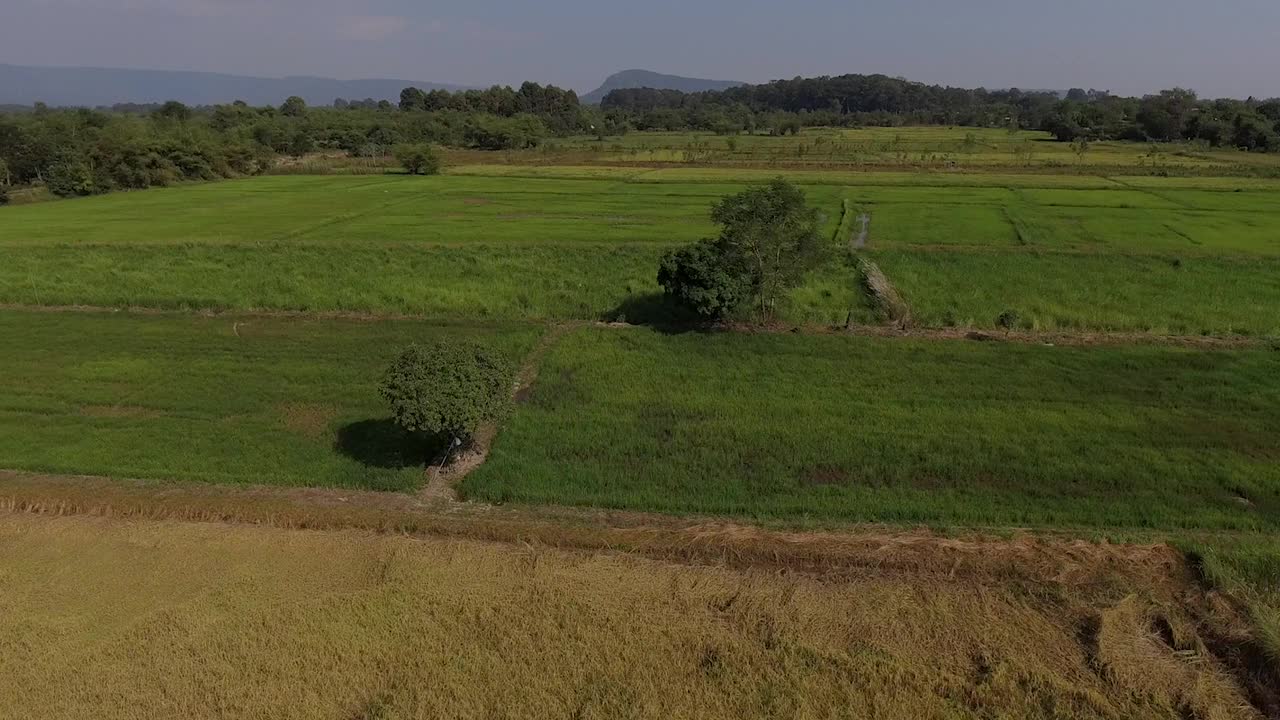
[{"xmin": 3, "ymin": 73, "xmax": 1279, "ymax": 202}]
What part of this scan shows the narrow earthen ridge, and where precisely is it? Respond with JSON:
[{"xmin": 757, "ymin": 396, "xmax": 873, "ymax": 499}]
[
  {"xmin": 1, "ymin": 304, "xmax": 1268, "ymax": 349},
  {"xmin": 0, "ymin": 469, "xmax": 1188, "ymax": 587},
  {"xmin": 830, "ymin": 198, "xmax": 853, "ymax": 245},
  {"xmin": 420, "ymin": 322, "xmax": 582, "ymax": 503}
]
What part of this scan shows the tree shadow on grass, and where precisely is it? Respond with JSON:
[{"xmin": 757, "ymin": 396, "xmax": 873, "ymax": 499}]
[
  {"xmin": 333, "ymin": 419, "xmax": 440, "ymax": 469},
  {"xmin": 603, "ymin": 292, "xmax": 717, "ymax": 336}
]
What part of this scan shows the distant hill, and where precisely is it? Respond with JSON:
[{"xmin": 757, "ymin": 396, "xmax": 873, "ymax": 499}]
[
  {"xmin": 0, "ymin": 64, "xmax": 470, "ymax": 108},
  {"xmin": 581, "ymin": 70, "xmax": 744, "ymax": 104}
]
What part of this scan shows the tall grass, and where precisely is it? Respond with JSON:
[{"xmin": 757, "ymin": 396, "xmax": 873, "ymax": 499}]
[
  {"xmin": 874, "ymin": 248, "xmax": 1280, "ymax": 335},
  {"xmin": 467, "ymin": 326, "xmax": 1280, "ymax": 531},
  {"xmin": 1189, "ymin": 537, "xmax": 1280, "ymax": 664},
  {"xmin": 5, "ymin": 171, "xmax": 1278, "ymax": 333}
]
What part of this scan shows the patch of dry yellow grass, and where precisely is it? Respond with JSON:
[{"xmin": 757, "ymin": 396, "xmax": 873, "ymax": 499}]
[{"xmin": 0, "ymin": 512, "xmax": 1261, "ymax": 720}]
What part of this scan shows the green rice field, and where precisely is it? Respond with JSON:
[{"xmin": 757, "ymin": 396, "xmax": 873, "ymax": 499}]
[
  {"xmin": 5, "ymin": 137, "xmax": 1280, "ymax": 657},
  {"xmin": 2, "ymin": 310, "xmax": 1278, "ymax": 534},
  {"xmin": 468, "ymin": 326, "xmax": 1280, "ymax": 530},
  {"xmin": 2, "ymin": 167, "xmax": 1279, "ymax": 333},
  {"xmin": 530, "ymin": 127, "xmax": 1280, "ymax": 173},
  {"xmin": 0, "ymin": 310, "xmax": 541, "ymax": 491}
]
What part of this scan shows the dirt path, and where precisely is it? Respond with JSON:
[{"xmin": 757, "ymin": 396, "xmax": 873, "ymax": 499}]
[
  {"xmin": 419, "ymin": 321, "xmax": 582, "ymax": 504},
  {"xmin": 852, "ymin": 212, "xmax": 870, "ymax": 249}
]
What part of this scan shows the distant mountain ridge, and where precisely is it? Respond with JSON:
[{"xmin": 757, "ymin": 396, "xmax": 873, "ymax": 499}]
[
  {"xmin": 0, "ymin": 64, "xmax": 470, "ymax": 108},
  {"xmin": 581, "ymin": 69, "xmax": 745, "ymax": 104}
]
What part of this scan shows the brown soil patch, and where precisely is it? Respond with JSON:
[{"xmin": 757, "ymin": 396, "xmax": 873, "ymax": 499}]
[
  {"xmin": 276, "ymin": 402, "xmax": 337, "ymax": 440},
  {"xmin": 805, "ymin": 464, "xmax": 851, "ymax": 486},
  {"xmin": 79, "ymin": 405, "xmax": 161, "ymax": 419}
]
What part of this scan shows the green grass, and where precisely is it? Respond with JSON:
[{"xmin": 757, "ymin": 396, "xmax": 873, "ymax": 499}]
[
  {"xmin": 842, "ymin": 180, "xmax": 1280, "ymax": 335},
  {"xmin": 1184, "ymin": 536, "xmax": 1280, "ymax": 665},
  {"xmin": 4, "ymin": 164, "xmax": 1280, "ymax": 333},
  {"xmin": 529, "ymin": 127, "xmax": 1280, "ymax": 174},
  {"xmin": 0, "ymin": 174, "xmax": 851, "ymax": 323},
  {"xmin": 0, "ymin": 310, "xmax": 542, "ymax": 491},
  {"xmin": 11, "ymin": 310, "xmax": 1278, "ymax": 533},
  {"xmin": 466, "ymin": 326, "xmax": 1280, "ymax": 530},
  {"xmin": 874, "ymin": 249, "xmax": 1280, "ymax": 335}
]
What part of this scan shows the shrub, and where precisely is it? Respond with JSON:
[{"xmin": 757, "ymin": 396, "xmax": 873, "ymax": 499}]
[
  {"xmin": 463, "ymin": 114, "xmax": 547, "ymax": 150},
  {"xmin": 393, "ymin": 144, "xmax": 443, "ymax": 175},
  {"xmin": 658, "ymin": 239, "xmax": 750, "ymax": 320},
  {"xmin": 996, "ymin": 309, "xmax": 1022, "ymax": 331},
  {"xmin": 45, "ymin": 158, "xmax": 96, "ymax": 197},
  {"xmin": 658, "ymin": 178, "xmax": 826, "ymax": 321},
  {"xmin": 379, "ymin": 341, "xmax": 515, "ymax": 442}
]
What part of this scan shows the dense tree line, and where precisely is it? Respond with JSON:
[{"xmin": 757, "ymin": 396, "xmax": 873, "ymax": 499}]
[
  {"xmin": 4, "ymin": 74, "xmax": 1280, "ymax": 202},
  {"xmin": 0, "ymin": 82, "xmax": 607, "ymax": 197},
  {"xmin": 602, "ymin": 75, "xmax": 1280, "ymax": 149}
]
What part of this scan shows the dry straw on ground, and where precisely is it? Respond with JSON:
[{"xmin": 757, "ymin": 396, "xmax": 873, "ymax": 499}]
[{"xmin": 0, "ymin": 507, "xmax": 1266, "ymax": 720}]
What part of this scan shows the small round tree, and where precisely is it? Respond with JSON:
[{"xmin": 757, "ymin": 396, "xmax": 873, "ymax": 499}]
[
  {"xmin": 393, "ymin": 144, "xmax": 442, "ymax": 176},
  {"xmin": 379, "ymin": 341, "xmax": 514, "ymax": 448}
]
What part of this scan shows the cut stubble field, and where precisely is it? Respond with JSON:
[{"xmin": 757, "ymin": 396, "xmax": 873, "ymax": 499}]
[
  {"xmin": 1, "ymin": 511, "xmax": 1268, "ymax": 720},
  {"xmin": 529, "ymin": 127, "xmax": 1280, "ymax": 174}
]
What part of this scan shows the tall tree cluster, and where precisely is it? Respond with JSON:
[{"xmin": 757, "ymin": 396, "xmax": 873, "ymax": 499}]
[
  {"xmin": 0, "ymin": 82, "xmax": 595, "ymax": 197},
  {"xmin": 602, "ymin": 75, "xmax": 1280, "ymax": 148}
]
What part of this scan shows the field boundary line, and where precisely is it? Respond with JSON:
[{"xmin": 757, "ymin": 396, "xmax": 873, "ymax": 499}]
[
  {"xmin": 1106, "ymin": 176, "xmax": 1195, "ymax": 209},
  {"xmin": 1000, "ymin": 206, "xmax": 1032, "ymax": 246},
  {"xmin": 273, "ymin": 191, "xmax": 428, "ymax": 242},
  {"xmin": 0, "ymin": 303, "xmax": 1268, "ymax": 349},
  {"xmin": 0, "ymin": 469, "xmax": 1208, "ymax": 585}
]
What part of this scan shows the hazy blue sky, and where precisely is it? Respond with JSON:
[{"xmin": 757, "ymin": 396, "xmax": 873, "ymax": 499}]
[{"xmin": 5, "ymin": 0, "xmax": 1278, "ymax": 97}]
